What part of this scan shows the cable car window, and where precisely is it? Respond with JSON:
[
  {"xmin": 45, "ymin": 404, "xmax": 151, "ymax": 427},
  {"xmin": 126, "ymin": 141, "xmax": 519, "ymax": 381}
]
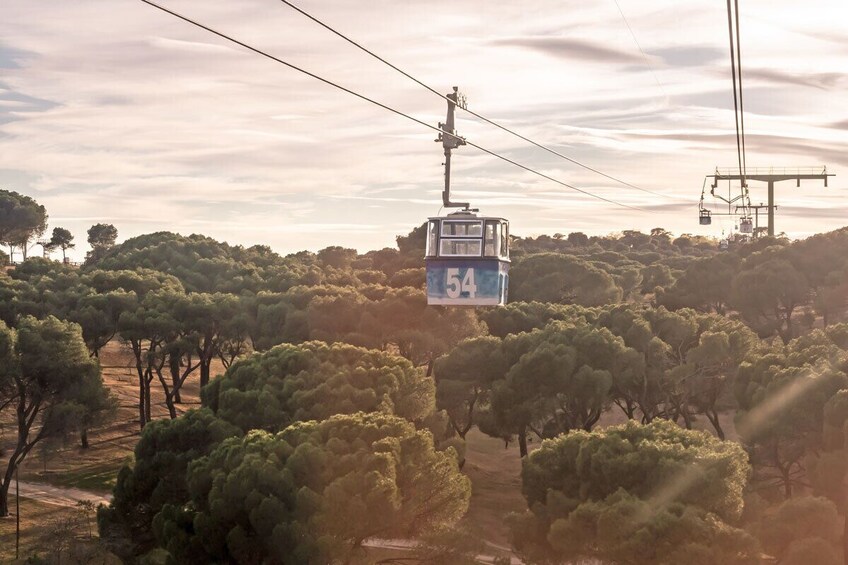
[
  {"xmin": 484, "ymin": 221, "xmax": 500, "ymax": 257},
  {"xmin": 440, "ymin": 239, "xmax": 482, "ymax": 256},
  {"xmin": 500, "ymin": 222, "xmax": 509, "ymax": 258},
  {"xmin": 441, "ymin": 221, "xmax": 482, "ymax": 238},
  {"xmin": 426, "ymin": 221, "xmax": 439, "ymax": 257}
]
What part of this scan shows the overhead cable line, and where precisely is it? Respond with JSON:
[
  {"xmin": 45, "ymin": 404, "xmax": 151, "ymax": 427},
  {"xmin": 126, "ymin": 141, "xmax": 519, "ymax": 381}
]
[
  {"xmin": 725, "ymin": 0, "xmax": 744, "ymax": 183},
  {"xmin": 139, "ymin": 0, "xmax": 642, "ymax": 211},
  {"xmin": 611, "ymin": 0, "xmax": 666, "ymax": 95},
  {"xmin": 277, "ymin": 0, "xmax": 671, "ymax": 202},
  {"xmin": 733, "ymin": 0, "xmax": 749, "ymax": 193},
  {"xmin": 725, "ymin": 0, "xmax": 749, "ymax": 212}
]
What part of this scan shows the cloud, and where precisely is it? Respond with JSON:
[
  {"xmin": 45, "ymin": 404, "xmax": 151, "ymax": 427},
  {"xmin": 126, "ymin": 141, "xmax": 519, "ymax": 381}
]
[
  {"xmin": 780, "ymin": 206, "xmax": 848, "ymax": 220},
  {"xmin": 614, "ymin": 129, "xmax": 848, "ymax": 167},
  {"xmin": 0, "ymin": 82, "xmax": 58, "ymax": 124},
  {"xmin": 0, "ymin": 43, "xmax": 34, "ymax": 69},
  {"xmin": 743, "ymin": 68, "xmax": 846, "ymax": 90},
  {"xmin": 490, "ymin": 36, "xmax": 645, "ymax": 65},
  {"xmin": 825, "ymin": 119, "xmax": 848, "ymax": 130},
  {"xmin": 147, "ymin": 36, "xmax": 239, "ymax": 55},
  {"xmin": 652, "ymin": 46, "xmax": 724, "ymax": 67},
  {"xmin": 639, "ymin": 201, "xmax": 699, "ymax": 213},
  {"xmin": 790, "ymin": 29, "xmax": 848, "ymax": 51}
]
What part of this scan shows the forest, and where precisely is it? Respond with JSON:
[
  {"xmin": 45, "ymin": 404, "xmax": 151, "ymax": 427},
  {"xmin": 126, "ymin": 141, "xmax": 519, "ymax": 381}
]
[{"xmin": 1, "ymin": 188, "xmax": 848, "ymax": 564}]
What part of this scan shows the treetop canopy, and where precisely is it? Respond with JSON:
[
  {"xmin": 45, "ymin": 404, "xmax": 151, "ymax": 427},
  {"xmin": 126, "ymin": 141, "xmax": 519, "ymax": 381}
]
[{"xmin": 202, "ymin": 340, "xmax": 435, "ymax": 433}]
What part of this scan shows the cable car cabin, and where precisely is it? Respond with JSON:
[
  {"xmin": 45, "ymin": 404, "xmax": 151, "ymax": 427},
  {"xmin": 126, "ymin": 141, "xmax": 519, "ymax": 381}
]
[
  {"xmin": 425, "ymin": 212, "xmax": 509, "ymax": 306},
  {"xmin": 699, "ymin": 209, "xmax": 712, "ymax": 225},
  {"xmin": 739, "ymin": 217, "xmax": 753, "ymax": 234}
]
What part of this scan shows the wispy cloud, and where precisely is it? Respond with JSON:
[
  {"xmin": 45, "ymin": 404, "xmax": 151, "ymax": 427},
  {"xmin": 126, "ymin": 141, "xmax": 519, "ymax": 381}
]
[
  {"xmin": 826, "ymin": 119, "xmax": 848, "ymax": 130},
  {"xmin": 0, "ymin": 43, "xmax": 34, "ymax": 69},
  {"xmin": 651, "ymin": 46, "xmax": 725, "ymax": 67},
  {"xmin": 744, "ymin": 68, "xmax": 846, "ymax": 90},
  {"xmin": 490, "ymin": 36, "xmax": 647, "ymax": 65}
]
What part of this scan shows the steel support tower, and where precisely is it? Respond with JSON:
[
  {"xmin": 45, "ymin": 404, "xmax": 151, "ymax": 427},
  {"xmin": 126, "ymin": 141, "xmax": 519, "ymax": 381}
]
[{"xmin": 709, "ymin": 167, "xmax": 834, "ymax": 236}]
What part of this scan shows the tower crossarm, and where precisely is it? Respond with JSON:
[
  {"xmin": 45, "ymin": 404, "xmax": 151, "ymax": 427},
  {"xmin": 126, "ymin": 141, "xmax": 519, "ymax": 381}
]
[
  {"xmin": 711, "ymin": 166, "xmax": 834, "ymax": 184},
  {"xmin": 714, "ymin": 173, "xmax": 832, "ymax": 183}
]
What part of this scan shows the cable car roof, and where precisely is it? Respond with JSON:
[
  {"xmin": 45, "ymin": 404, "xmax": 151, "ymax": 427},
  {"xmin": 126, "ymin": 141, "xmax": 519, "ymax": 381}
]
[{"xmin": 428, "ymin": 211, "xmax": 508, "ymax": 222}]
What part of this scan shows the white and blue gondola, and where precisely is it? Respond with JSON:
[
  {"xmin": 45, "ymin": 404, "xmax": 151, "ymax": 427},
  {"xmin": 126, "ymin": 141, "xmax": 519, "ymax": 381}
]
[{"xmin": 425, "ymin": 211, "xmax": 509, "ymax": 306}]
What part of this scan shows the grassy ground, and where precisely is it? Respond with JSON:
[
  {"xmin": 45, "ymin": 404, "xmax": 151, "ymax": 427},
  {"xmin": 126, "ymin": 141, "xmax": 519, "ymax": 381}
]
[
  {"xmin": 3, "ymin": 341, "xmax": 212, "ymax": 495},
  {"xmin": 0, "ymin": 496, "xmax": 118, "ymax": 564},
  {"xmin": 460, "ymin": 428, "xmax": 525, "ymax": 552},
  {"xmin": 0, "ymin": 341, "xmax": 213, "ymax": 562}
]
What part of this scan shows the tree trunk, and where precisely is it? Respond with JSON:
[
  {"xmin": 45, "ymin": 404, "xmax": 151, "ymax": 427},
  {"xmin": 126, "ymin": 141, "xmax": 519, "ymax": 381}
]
[
  {"xmin": 132, "ymin": 341, "xmax": 147, "ymax": 430},
  {"xmin": 705, "ymin": 409, "xmax": 725, "ymax": 440},
  {"xmin": 614, "ymin": 399, "xmax": 636, "ymax": 420},
  {"xmin": 200, "ymin": 359, "xmax": 211, "ymax": 389},
  {"xmin": 164, "ymin": 391, "xmax": 177, "ymax": 420},
  {"xmin": 680, "ymin": 405, "xmax": 693, "ymax": 429},
  {"xmin": 197, "ymin": 334, "xmax": 217, "ymax": 390},
  {"xmin": 584, "ymin": 407, "xmax": 602, "ymax": 431},
  {"xmin": 782, "ymin": 465, "xmax": 793, "ymax": 499},
  {"xmin": 156, "ymin": 368, "xmax": 178, "ymax": 420},
  {"xmin": 169, "ymin": 354, "xmax": 182, "ymax": 404},
  {"xmin": 453, "ymin": 389, "xmax": 479, "ymax": 439},
  {"xmin": 0, "ymin": 462, "xmax": 13, "ymax": 517},
  {"xmin": 779, "ymin": 308, "xmax": 794, "ymax": 345},
  {"xmin": 518, "ymin": 425, "xmax": 528, "ymax": 458},
  {"xmin": 137, "ymin": 364, "xmax": 146, "ymax": 429},
  {"xmin": 144, "ymin": 372, "xmax": 152, "ymax": 423},
  {"xmin": 0, "ymin": 434, "xmax": 33, "ymax": 518},
  {"xmin": 80, "ymin": 428, "xmax": 89, "ymax": 449}
]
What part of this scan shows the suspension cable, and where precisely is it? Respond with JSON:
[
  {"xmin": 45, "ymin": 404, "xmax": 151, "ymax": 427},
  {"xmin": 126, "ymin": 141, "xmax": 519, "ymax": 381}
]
[
  {"xmin": 276, "ymin": 0, "xmax": 674, "ymax": 201},
  {"xmin": 139, "ymin": 0, "xmax": 643, "ymax": 211}
]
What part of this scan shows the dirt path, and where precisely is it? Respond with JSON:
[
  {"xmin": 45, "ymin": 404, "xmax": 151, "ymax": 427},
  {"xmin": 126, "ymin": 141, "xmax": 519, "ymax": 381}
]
[
  {"xmin": 15, "ymin": 481, "xmax": 111, "ymax": 508},
  {"xmin": 363, "ymin": 538, "xmax": 524, "ymax": 564}
]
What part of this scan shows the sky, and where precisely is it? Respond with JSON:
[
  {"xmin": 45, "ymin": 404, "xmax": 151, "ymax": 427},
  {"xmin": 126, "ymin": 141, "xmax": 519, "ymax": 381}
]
[{"xmin": 1, "ymin": 0, "xmax": 847, "ymax": 260}]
